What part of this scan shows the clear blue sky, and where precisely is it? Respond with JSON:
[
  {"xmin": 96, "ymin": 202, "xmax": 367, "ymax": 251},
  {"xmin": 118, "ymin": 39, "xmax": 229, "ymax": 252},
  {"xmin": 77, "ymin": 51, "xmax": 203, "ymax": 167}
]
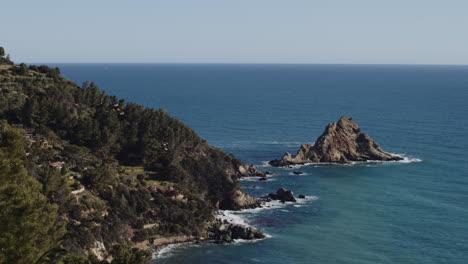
[{"xmin": 2, "ymin": 0, "xmax": 467, "ymax": 64}]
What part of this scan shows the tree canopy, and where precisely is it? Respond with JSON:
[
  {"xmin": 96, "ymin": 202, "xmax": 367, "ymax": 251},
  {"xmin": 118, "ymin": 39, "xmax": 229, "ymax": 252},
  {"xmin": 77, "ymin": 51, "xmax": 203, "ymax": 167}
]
[{"xmin": 0, "ymin": 123, "xmax": 64, "ymax": 264}]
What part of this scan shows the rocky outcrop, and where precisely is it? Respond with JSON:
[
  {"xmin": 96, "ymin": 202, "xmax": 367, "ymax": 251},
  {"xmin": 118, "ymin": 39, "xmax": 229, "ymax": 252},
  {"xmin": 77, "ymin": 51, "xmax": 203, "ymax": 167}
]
[
  {"xmin": 226, "ymin": 189, "xmax": 262, "ymax": 210},
  {"xmin": 267, "ymin": 187, "xmax": 296, "ymax": 202},
  {"xmin": 269, "ymin": 116, "xmax": 402, "ymax": 166},
  {"xmin": 223, "ymin": 164, "xmax": 265, "ymax": 210},
  {"xmin": 235, "ymin": 164, "xmax": 266, "ymax": 177},
  {"xmin": 209, "ymin": 219, "xmax": 265, "ymax": 243}
]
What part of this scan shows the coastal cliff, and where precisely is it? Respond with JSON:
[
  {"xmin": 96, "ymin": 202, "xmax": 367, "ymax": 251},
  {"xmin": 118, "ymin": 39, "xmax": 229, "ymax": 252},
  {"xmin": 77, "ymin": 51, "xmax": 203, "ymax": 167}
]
[
  {"xmin": 270, "ymin": 116, "xmax": 402, "ymax": 166},
  {"xmin": 0, "ymin": 49, "xmax": 264, "ymax": 263}
]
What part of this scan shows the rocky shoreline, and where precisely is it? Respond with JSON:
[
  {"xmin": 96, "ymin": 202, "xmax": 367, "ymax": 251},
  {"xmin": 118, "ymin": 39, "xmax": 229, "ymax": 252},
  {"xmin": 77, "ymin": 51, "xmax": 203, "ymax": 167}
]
[
  {"xmin": 148, "ymin": 117, "xmax": 396, "ymax": 259},
  {"xmin": 150, "ymin": 186, "xmax": 304, "ymax": 259}
]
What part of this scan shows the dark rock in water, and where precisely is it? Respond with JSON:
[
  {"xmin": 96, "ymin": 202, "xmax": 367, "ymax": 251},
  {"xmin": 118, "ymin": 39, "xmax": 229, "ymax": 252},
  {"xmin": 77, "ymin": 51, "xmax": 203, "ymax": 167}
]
[
  {"xmin": 269, "ymin": 116, "xmax": 403, "ymax": 166},
  {"xmin": 259, "ymin": 177, "xmax": 267, "ymax": 181},
  {"xmin": 210, "ymin": 219, "xmax": 265, "ymax": 244},
  {"xmin": 230, "ymin": 225, "xmax": 264, "ymax": 240},
  {"xmin": 268, "ymin": 187, "xmax": 296, "ymax": 202},
  {"xmin": 264, "ymin": 171, "xmax": 273, "ymax": 175},
  {"xmin": 293, "ymin": 171, "xmax": 303, "ymax": 175},
  {"xmin": 298, "ymin": 194, "xmax": 306, "ymax": 199}
]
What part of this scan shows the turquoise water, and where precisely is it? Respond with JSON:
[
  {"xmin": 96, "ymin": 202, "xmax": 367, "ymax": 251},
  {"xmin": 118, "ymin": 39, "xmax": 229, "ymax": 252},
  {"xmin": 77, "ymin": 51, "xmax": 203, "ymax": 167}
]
[{"xmin": 54, "ymin": 64, "xmax": 468, "ymax": 264}]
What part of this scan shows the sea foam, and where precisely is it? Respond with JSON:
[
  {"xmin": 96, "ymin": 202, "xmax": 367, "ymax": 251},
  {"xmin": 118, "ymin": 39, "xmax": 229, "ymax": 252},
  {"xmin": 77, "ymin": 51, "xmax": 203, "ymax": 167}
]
[{"xmin": 258, "ymin": 153, "xmax": 422, "ymax": 170}]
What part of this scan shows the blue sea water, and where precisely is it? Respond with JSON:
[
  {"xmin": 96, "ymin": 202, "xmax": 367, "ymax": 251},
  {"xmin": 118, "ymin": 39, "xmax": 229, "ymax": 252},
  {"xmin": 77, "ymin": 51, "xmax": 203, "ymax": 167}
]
[{"xmin": 53, "ymin": 63, "xmax": 468, "ymax": 264}]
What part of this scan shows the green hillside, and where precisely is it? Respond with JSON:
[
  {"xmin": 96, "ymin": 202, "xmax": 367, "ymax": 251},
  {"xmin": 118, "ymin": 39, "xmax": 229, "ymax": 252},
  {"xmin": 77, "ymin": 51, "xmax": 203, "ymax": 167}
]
[{"xmin": 0, "ymin": 48, "xmax": 259, "ymax": 263}]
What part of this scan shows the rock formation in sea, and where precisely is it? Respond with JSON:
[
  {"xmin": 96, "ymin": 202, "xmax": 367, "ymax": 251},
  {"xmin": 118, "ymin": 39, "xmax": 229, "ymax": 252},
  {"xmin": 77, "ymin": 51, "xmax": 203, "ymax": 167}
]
[
  {"xmin": 269, "ymin": 116, "xmax": 402, "ymax": 166},
  {"xmin": 209, "ymin": 219, "xmax": 265, "ymax": 244},
  {"xmin": 227, "ymin": 189, "xmax": 262, "ymax": 210},
  {"xmin": 267, "ymin": 187, "xmax": 297, "ymax": 202},
  {"xmin": 233, "ymin": 164, "xmax": 266, "ymax": 177}
]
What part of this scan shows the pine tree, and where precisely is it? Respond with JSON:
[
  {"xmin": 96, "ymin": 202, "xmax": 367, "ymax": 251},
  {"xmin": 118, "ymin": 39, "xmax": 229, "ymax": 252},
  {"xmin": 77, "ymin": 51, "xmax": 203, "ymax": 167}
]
[{"xmin": 0, "ymin": 123, "xmax": 65, "ymax": 264}]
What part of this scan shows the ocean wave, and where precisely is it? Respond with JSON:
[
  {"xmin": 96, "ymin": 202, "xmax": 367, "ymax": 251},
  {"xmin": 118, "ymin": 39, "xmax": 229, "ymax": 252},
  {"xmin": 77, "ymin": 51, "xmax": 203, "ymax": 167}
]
[
  {"xmin": 232, "ymin": 233, "xmax": 273, "ymax": 244},
  {"xmin": 257, "ymin": 161, "xmax": 272, "ymax": 168},
  {"xmin": 361, "ymin": 154, "xmax": 422, "ymax": 164},
  {"xmin": 153, "ymin": 242, "xmax": 198, "ymax": 259},
  {"xmin": 153, "ymin": 244, "xmax": 177, "ymax": 259},
  {"xmin": 217, "ymin": 210, "xmax": 250, "ymax": 226},
  {"xmin": 389, "ymin": 153, "xmax": 423, "ymax": 163}
]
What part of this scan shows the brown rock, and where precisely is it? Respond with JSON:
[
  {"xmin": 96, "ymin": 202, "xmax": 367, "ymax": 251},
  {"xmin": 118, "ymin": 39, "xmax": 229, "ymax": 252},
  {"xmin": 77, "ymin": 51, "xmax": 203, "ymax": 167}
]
[
  {"xmin": 226, "ymin": 189, "xmax": 261, "ymax": 210},
  {"xmin": 269, "ymin": 116, "xmax": 402, "ymax": 166},
  {"xmin": 236, "ymin": 164, "xmax": 266, "ymax": 177}
]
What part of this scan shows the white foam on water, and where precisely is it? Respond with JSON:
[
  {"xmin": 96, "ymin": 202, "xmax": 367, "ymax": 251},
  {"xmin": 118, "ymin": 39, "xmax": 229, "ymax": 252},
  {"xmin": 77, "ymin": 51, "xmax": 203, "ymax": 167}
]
[
  {"xmin": 296, "ymin": 195, "xmax": 319, "ymax": 203},
  {"xmin": 240, "ymin": 176, "xmax": 277, "ymax": 182},
  {"xmin": 259, "ymin": 153, "xmax": 421, "ymax": 170},
  {"xmin": 240, "ymin": 176, "xmax": 262, "ymax": 182},
  {"xmin": 257, "ymin": 161, "xmax": 272, "ymax": 168},
  {"xmin": 153, "ymin": 243, "xmax": 197, "ymax": 259},
  {"xmin": 232, "ymin": 234, "xmax": 272, "ymax": 244},
  {"xmin": 153, "ymin": 195, "xmax": 318, "ymax": 260},
  {"xmin": 364, "ymin": 153, "xmax": 422, "ymax": 164},
  {"xmin": 217, "ymin": 210, "xmax": 250, "ymax": 226}
]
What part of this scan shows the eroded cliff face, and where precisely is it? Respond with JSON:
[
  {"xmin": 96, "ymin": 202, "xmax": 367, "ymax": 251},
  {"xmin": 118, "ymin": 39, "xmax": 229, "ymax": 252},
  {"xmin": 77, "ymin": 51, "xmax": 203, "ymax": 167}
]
[{"xmin": 270, "ymin": 116, "xmax": 402, "ymax": 166}]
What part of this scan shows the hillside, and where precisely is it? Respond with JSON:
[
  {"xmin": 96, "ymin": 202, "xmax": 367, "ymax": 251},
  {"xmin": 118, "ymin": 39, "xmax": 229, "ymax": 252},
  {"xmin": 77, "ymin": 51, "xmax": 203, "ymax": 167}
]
[{"xmin": 0, "ymin": 49, "xmax": 262, "ymax": 263}]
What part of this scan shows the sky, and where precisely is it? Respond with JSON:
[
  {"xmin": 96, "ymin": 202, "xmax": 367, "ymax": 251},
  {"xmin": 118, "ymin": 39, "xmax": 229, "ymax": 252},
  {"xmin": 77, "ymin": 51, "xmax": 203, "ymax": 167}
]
[{"xmin": 1, "ymin": 0, "xmax": 468, "ymax": 64}]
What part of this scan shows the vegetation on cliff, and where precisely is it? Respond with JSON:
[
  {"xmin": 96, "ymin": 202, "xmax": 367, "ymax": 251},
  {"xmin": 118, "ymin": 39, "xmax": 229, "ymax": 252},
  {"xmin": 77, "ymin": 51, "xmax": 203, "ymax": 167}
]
[{"xmin": 0, "ymin": 48, "xmax": 258, "ymax": 263}]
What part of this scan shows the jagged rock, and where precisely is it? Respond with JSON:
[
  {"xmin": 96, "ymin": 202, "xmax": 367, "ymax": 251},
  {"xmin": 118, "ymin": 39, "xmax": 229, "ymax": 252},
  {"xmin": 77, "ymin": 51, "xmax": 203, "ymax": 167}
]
[
  {"xmin": 298, "ymin": 194, "xmax": 306, "ymax": 199},
  {"xmin": 227, "ymin": 189, "xmax": 261, "ymax": 210},
  {"xmin": 237, "ymin": 164, "xmax": 266, "ymax": 177},
  {"xmin": 292, "ymin": 171, "xmax": 303, "ymax": 175},
  {"xmin": 269, "ymin": 116, "xmax": 402, "ymax": 166},
  {"xmin": 268, "ymin": 187, "xmax": 296, "ymax": 202},
  {"xmin": 210, "ymin": 219, "xmax": 265, "ymax": 243}
]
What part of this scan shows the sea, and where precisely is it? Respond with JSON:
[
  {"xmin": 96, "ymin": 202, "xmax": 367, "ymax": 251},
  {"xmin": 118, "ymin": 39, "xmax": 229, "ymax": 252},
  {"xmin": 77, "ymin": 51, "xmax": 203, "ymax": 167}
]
[{"xmin": 52, "ymin": 63, "xmax": 468, "ymax": 264}]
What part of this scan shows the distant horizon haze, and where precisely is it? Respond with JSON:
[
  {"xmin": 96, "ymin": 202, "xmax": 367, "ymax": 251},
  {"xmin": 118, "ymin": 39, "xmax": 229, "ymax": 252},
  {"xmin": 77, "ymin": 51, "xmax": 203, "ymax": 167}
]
[{"xmin": 2, "ymin": 0, "xmax": 468, "ymax": 65}]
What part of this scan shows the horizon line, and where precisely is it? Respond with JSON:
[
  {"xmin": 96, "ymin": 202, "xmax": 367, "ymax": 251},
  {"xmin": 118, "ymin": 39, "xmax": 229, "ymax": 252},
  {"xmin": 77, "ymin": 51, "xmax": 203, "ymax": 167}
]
[{"xmin": 25, "ymin": 62, "xmax": 468, "ymax": 67}]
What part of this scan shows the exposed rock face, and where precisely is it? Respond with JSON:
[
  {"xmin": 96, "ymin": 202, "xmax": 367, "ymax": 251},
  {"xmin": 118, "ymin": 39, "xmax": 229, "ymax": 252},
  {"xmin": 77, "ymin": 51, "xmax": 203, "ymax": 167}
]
[
  {"xmin": 267, "ymin": 187, "xmax": 296, "ymax": 202},
  {"xmin": 223, "ymin": 164, "xmax": 265, "ymax": 210},
  {"xmin": 236, "ymin": 164, "xmax": 266, "ymax": 177},
  {"xmin": 210, "ymin": 219, "xmax": 265, "ymax": 243},
  {"xmin": 227, "ymin": 189, "xmax": 262, "ymax": 210},
  {"xmin": 269, "ymin": 116, "xmax": 402, "ymax": 166}
]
